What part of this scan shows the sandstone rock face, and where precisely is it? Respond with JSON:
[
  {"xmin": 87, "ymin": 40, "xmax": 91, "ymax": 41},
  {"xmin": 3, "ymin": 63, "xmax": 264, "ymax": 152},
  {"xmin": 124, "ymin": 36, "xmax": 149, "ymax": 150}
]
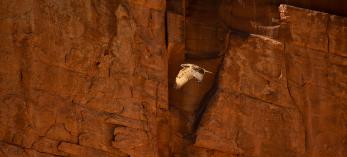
[
  {"xmin": 0, "ymin": 0, "xmax": 166, "ymax": 157},
  {"xmin": 195, "ymin": 33, "xmax": 306, "ymax": 157},
  {"xmin": 195, "ymin": 4, "xmax": 347, "ymax": 157},
  {"xmin": 219, "ymin": 0, "xmax": 280, "ymax": 37},
  {"xmin": 1, "ymin": 1, "xmax": 347, "ymax": 157}
]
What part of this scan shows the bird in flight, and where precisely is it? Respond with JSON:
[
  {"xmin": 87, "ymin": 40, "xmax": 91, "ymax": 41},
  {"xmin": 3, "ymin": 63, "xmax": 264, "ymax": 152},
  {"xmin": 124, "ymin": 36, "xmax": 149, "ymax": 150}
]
[{"xmin": 175, "ymin": 63, "xmax": 212, "ymax": 89}]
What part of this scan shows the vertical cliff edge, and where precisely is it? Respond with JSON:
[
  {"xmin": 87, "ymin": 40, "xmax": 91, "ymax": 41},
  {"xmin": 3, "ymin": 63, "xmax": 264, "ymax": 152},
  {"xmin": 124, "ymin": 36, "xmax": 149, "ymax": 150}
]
[{"xmin": 0, "ymin": 0, "xmax": 346, "ymax": 157}]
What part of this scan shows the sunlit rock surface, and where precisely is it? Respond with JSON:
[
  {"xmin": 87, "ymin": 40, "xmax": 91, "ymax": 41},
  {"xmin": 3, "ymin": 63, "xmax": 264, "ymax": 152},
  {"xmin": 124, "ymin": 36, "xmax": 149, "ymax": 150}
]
[
  {"xmin": 196, "ymin": 4, "xmax": 347, "ymax": 157},
  {"xmin": 0, "ymin": 0, "xmax": 346, "ymax": 157}
]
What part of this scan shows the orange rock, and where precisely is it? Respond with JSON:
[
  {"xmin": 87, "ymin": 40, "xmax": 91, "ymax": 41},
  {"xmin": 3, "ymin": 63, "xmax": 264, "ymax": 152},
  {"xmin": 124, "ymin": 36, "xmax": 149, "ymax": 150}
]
[{"xmin": 0, "ymin": 0, "xmax": 347, "ymax": 157}]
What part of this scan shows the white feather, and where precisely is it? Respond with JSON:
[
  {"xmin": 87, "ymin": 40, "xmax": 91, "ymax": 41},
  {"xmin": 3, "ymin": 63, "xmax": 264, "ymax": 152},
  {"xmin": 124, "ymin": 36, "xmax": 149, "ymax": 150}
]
[{"xmin": 175, "ymin": 63, "xmax": 212, "ymax": 89}]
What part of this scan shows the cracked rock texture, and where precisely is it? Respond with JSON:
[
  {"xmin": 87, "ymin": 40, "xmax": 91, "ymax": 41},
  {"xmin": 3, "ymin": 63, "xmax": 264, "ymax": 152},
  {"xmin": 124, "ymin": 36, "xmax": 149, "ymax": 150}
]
[
  {"xmin": 0, "ymin": 0, "xmax": 347, "ymax": 157},
  {"xmin": 0, "ymin": 0, "xmax": 166, "ymax": 157},
  {"xmin": 195, "ymin": 4, "xmax": 347, "ymax": 157}
]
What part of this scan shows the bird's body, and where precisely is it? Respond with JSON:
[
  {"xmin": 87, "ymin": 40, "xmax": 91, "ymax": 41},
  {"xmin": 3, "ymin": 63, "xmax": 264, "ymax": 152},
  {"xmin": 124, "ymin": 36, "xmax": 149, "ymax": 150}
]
[{"xmin": 175, "ymin": 64, "xmax": 212, "ymax": 89}]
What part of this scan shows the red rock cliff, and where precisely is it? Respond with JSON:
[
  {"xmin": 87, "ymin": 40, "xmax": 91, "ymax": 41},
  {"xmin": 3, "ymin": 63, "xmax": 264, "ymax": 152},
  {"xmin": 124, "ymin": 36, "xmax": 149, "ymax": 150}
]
[{"xmin": 0, "ymin": 0, "xmax": 346, "ymax": 157}]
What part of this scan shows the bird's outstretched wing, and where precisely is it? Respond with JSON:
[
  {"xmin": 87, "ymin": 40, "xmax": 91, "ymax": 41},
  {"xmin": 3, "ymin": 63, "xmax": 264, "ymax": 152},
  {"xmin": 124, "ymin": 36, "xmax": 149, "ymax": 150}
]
[
  {"xmin": 175, "ymin": 63, "xmax": 212, "ymax": 89},
  {"xmin": 192, "ymin": 67, "xmax": 205, "ymax": 74},
  {"xmin": 204, "ymin": 69, "xmax": 212, "ymax": 74},
  {"xmin": 192, "ymin": 70, "xmax": 204, "ymax": 82},
  {"xmin": 180, "ymin": 64, "xmax": 190, "ymax": 68}
]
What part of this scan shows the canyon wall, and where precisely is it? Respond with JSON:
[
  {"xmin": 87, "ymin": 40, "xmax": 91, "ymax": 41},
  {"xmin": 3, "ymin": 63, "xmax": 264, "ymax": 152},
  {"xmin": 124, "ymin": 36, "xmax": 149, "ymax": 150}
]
[
  {"xmin": 0, "ymin": 0, "xmax": 167, "ymax": 156},
  {"xmin": 0, "ymin": 0, "xmax": 346, "ymax": 157},
  {"xmin": 195, "ymin": 4, "xmax": 347, "ymax": 157}
]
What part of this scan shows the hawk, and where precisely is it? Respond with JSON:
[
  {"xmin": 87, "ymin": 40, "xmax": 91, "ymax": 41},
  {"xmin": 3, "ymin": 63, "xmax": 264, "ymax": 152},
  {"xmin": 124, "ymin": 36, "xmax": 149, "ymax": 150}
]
[{"xmin": 175, "ymin": 63, "xmax": 212, "ymax": 89}]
